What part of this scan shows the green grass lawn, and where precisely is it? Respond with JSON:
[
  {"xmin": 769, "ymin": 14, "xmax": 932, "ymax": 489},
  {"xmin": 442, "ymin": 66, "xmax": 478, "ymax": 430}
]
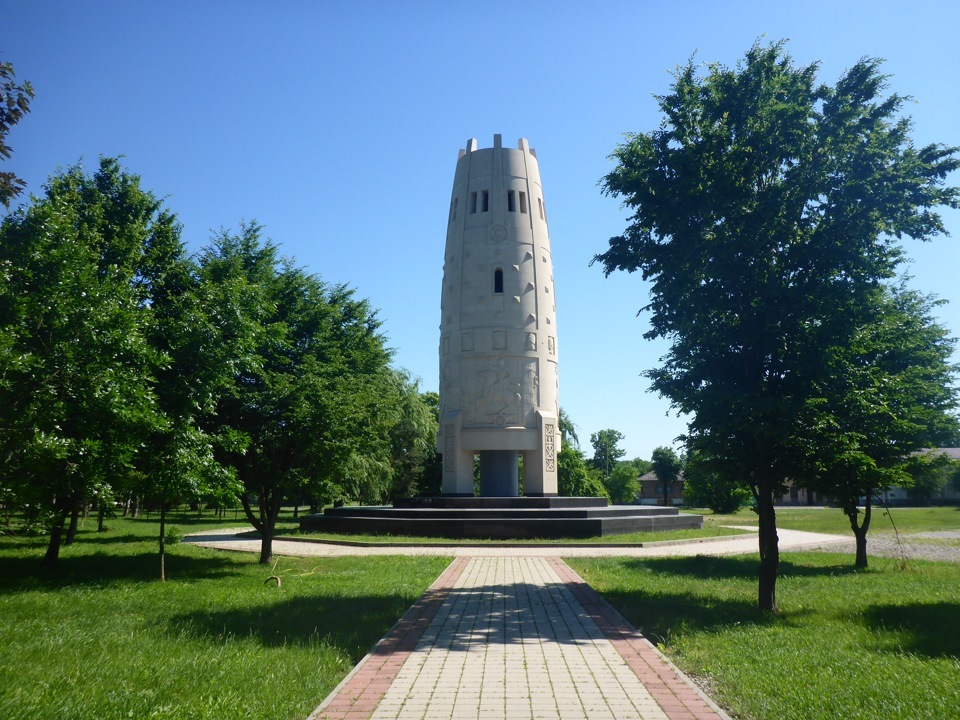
[
  {"xmin": 0, "ymin": 512, "xmax": 449, "ymax": 720},
  {"xmin": 697, "ymin": 504, "xmax": 960, "ymax": 536},
  {"xmin": 568, "ymin": 552, "xmax": 960, "ymax": 720}
]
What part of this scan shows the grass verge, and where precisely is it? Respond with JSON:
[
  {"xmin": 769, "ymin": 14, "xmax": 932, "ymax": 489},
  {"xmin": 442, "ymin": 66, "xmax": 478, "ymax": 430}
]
[
  {"xmin": 697, "ymin": 505, "xmax": 960, "ymax": 536},
  {"xmin": 0, "ymin": 514, "xmax": 449, "ymax": 720},
  {"xmin": 568, "ymin": 552, "xmax": 960, "ymax": 720}
]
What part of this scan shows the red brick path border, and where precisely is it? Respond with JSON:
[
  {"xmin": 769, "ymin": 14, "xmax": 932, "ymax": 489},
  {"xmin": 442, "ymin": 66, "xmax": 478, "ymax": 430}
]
[
  {"xmin": 548, "ymin": 557, "xmax": 730, "ymax": 720},
  {"xmin": 309, "ymin": 556, "xmax": 470, "ymax": 720}
]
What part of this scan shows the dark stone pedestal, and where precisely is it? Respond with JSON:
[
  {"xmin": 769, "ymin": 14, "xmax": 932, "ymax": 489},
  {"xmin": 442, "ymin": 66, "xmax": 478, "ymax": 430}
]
[{"xmin": 299, "ymin": 496, "xmax": 703, "ymax": 539}]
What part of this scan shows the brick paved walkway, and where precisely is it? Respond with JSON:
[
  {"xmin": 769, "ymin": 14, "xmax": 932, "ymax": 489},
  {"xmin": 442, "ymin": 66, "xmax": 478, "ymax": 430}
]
[{"xmin": 309, "ymin": 557, "xmax": 729, "ymax": 720}]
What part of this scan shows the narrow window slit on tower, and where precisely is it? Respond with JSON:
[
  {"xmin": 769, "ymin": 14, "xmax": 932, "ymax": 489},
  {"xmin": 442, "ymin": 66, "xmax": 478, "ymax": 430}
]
[
  {"xmin": 470, "ymin": 191, "xmax": 478, "ymax": 214},
  {"xmin": 507, "ymin": 190, "xmax": 516, "ymax": 212},
  {"xmin": 494, "ymin": 268, "xmax": 504, "ymax": 294},
  {"xmin": 538, "ymin": 197, "xmax": 544, "ymax": 220},
  {"xmin": 519, "ymin": 191, "xmax": 528, "ymax": 213},
  {"xmin": 452, "ymin": 197, "xmax": 458, "ymax": 220},
  {"xmin": 482, "ymin": 190, "xmax": 489, "ymax": 212}
]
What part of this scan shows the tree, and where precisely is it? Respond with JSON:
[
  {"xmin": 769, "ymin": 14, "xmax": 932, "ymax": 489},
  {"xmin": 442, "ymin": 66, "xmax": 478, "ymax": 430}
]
[
  {"xmin": 0, "ymin": 61, "xmax": 34, "ymax": 208},
  {"xmin": 594, "ymin": 41, "xmax": 959, "ymax": 609},
  {"xmin": 590, "ymin": 429, "xmax": 626, "ymax": 477},
  {"xmin": 557, "ymin": 445, "xmax": 608, "ymax": 498},
  {"xmin": 558, "ymin": 407, "xmax": 580, "ymax": 448},
  {"xmin": 650, "ymin": 446, "xmax": 683, "ymax": 506},
  {"xmin": 0, "ymin": 159, "xmax": 167, "ymax": 565},
  {"xmin": 386, "ymin": 370, "xmax": 439, "ymax": 500},
  {"xmin": 200, "ymin": 223, "xmax": 394, "ymax": 563},
  {"xmin": 136, "ymin": 221, "xmax": 245, "ymax": 580},
  {"xmin": 682, "ymin": 452, "xmax": 751, "ymax": 513},
  {"xmin": 415, "ymin": 391, "xmax": 443, "ymax": 497},
  {"xmin": 604, "ymin": 462, "xmax": 639, "ymax": 504},
  {"xmin": 801, "ymin": 285, "xmax": 959, "ymax": 567}
]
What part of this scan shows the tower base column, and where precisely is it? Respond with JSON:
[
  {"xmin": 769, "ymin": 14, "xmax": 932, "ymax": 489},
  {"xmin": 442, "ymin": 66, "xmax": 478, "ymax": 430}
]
[
  {"xmin": 479, "ymin": 451, "xmax": 519, "ymax": 497},
  {"xmin": 522, "ymin": 411, "xmax": 560, "ymax": 496}
]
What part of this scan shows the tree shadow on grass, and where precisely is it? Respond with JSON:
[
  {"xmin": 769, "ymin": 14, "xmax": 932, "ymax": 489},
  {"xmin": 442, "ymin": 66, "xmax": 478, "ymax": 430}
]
[
  {"xmin": 627, "ymin": 554, "xmax": 862, "ymax": 581},
  {"xmin": 863, "ymin": 602, "xmax": 960, "ymax": 659},
  {"xmin": 0, "ymin": 550, "xmax": 243, "ymax": 593},
  {"xmin": 168, "ymin": 593, "xmax": 416, "ymax": 663}
]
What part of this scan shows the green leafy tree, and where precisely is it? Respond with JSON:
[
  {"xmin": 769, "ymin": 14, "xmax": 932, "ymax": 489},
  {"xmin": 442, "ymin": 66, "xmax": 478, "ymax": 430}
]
[
  {"xmin": 137, "ymin": 224, "xmax": 248, "ymax": 579},
  {"xmin": 0, "ymin": 159, "xmax": 166, "ymax": 565},
  {"xmin": 594, "ymin": 41, "xmax": 959, "ymax": 609},
  {"xmin": 0, "ymin": 61, "xmax": 34, "ymax": 208},
  {"xmin": 558, "ymin": 407, "xmax": 580, "ymax": 448},
  {"xmin": 590, "ymin": 429, "xmax": 626, "ymax": 478},
  {"xmin": 682, "ymin": 452, "xmax": 751, "ymax": 513},
  {"xmin": 386, "ymin": 370, "xmax": 439, "ymax": 500},
  {"xmin": 603, "ymin": 462, "xmax": 639, "ymax": 504},
  {"xmin": 415, "ymin": 391, "xmax": 443, "ymax": 497},
  {"xmin": 651, "ymin": 446, "xmax": 683, "ymax": 506},
  {"xmin": 200, "ymin": 223, "xmax": 394, "ymax": 563},
  {"xmin": 557, "ymin": 445, "xmax": 608, "ymax": 498},
  {"xmin": 623, "ymin": 457, "xmax": 653, "ymax": 476},
  {"xmin": 801, "ymin": 285, "xmax": 959, "ymax": 567}
]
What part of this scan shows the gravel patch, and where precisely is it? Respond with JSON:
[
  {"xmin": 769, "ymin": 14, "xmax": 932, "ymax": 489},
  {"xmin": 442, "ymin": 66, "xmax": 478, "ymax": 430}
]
[{"xmin": 805, "ymin": 534, "xmax": 960, "ymax": 563}]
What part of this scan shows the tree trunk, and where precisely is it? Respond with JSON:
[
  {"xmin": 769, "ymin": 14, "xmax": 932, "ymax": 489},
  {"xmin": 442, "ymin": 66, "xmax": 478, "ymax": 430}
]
[
  {"xmin": 755, "ymin": 481, "xmax": 780, "ymax": 612},
  {"xmin": 43, "ymin": 508, "xmax": 68, "ymax": 567},
  {"xmin": 258, "ymin": 492, "xmax": 284, "ymax": 565},
  {"xmin": 64, "ymin": 495, "xmax": 82, "ymax": 546},
  {"xmin": 130, "ymin": 496, "xmax": 139, "ymax": 518},
  {"xmin": 97, "ymin": 502, "xmax": 106, "ymax": 532},
  {"xmin": 159, "ymin": 503, "xmax": 166, "ymax": 582},
  {"xmin": 846, "ymin": 492, "xmax": 872, "ymax": 569}
]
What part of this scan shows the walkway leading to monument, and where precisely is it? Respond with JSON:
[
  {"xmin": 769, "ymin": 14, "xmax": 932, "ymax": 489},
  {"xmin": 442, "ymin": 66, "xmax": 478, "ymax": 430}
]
[
  {"xmin": 185, "ymin": 529, "xmax": 849, "ymax": 720},
  {"xmin": 308, "ymin": 556, "xmax": 729, "ymax": 720}
]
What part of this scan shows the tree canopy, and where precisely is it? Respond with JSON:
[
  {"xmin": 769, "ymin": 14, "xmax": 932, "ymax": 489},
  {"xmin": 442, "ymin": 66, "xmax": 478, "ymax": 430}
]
[
  {"xmin": 595, "ymin": 40, "xmax": 959, "ymax": 610},
  {"xmin": 590, "ymin": 428, "xmax": 626, "ymax": 477},
  {"xmin": 800, "ymin": 284, "xmax": 959, "ymax": 566},
  {"xmin": 0, "ymin": 61, "xmax": 34, "ymax": 208}
]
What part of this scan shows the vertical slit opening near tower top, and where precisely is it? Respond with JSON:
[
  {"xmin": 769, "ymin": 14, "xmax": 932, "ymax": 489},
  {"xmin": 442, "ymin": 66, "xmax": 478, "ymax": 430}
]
[
  {"xmin": 507, "ymin": 190, "xmax": 516, "ymax": 212},
  {"xmin": 519, "ymin": 191, "xmax": 528, "ymax": 214},
  {"xmin": 470, "ymin": 191, "xmax": 478, "ymax": 214},
  {"xmin": 494, "ymin": 268, "xmax": 504, "ymax": 294},
  {"xmin": 482, "ymin": 190, "xmax": 489, "ymax": 212}
]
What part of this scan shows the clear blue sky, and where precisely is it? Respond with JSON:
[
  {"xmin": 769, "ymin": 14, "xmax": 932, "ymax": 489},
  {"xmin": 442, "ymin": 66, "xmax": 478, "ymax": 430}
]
[{"xmin": 4, "ymin": 1, "xmax": 959, "ymax": 460}]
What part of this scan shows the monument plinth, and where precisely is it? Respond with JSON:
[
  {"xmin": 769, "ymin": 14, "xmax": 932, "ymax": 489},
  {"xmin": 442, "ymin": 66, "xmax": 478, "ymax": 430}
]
[{"xmin": 438, "ymin": 135, "xmax": 559, "ymax": 497}]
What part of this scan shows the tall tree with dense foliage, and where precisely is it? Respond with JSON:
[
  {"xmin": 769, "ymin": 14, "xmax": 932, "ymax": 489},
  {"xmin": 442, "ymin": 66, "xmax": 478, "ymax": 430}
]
[
  {"xmin": 136, "ymin": 214, "xmax": 244, "ymax": 580},
  {"xmin": 199, "ymin": 224, "xmax": 394, "ymax": 563},
  {"xmin": 0, "ymin": 61, "xmax": 34, "ymax": 208},
  {"xmin": 595, "ymin": 41, "xmax": 959, "ymax": 610},
  {"xmin": 557, "ymin": 445, "xmax": 608, "ymax": 498},
  {"xmin": 603, "ymin": 463, "xmax": 639, "ymax": 504},
  {"xmin": 386, "ymin": 370, "xmax": 440, "ymax": 500},
  {"xmin": 682, "ymin": 452, "xmax": 751, "ymax": 513},
  {"xmin": 651, "ymin": 446, "xmax": 683, "ymax": 506},
  {"xmin": 590, "ymin": 429, "xmax": 626, "ymax": 478},
  {"xmin": 801, "ymin": 285, "xmax": 959, "ymax": 567},
  {"xmin": 0, "ymin": 159, "xmax": 167, "ymax": 565}
]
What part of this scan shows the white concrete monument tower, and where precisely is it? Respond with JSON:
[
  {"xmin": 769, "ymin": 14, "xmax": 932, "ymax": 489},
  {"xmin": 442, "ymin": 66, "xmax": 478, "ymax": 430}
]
[{"xmin": 439, "ymin": 135, "xmax": 559, "ymax": 497}]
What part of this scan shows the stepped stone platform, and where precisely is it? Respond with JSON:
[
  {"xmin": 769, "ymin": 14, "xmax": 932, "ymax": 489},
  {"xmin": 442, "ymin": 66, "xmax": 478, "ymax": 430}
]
[{"xmin": 299, "ymin": 496, "xmax": 703, "ymax": 539}]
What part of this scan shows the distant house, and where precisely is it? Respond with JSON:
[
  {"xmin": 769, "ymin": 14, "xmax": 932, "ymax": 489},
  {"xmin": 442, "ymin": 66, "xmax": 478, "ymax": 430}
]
[
  {"xmin": 638, "ymin": 471, "xmax": 685, "ymax": 506},
  {"xmin": 777, "ymin": 483, "xmax": 828, "ymax": 506}
]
